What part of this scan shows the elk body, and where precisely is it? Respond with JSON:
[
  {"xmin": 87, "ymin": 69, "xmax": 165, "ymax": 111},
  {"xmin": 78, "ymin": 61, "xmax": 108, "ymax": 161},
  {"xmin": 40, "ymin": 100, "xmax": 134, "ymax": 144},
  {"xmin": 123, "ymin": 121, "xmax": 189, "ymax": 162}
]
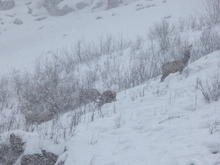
[
  {"xmin": 77, "ymin": 88, "xmax": 101, "ymax": 105},
  {"xmin": 161, "ymin": 45, "xmax": 192, "ymax": 82},
  {"xmin": 24, "ymin": 110, "xmax": 54, "ymax": 124}
]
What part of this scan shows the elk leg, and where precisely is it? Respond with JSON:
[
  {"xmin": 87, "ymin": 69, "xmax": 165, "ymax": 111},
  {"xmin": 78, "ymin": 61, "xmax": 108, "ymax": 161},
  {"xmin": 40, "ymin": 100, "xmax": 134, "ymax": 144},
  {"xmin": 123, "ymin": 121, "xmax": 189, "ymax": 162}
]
[
  {"xmin": 179, "ymin": 68, "xmax": 184, "ymax": 74},
  {"xmin": 161, "ymin": 73, "xmax": 168, "ymax": 82}
]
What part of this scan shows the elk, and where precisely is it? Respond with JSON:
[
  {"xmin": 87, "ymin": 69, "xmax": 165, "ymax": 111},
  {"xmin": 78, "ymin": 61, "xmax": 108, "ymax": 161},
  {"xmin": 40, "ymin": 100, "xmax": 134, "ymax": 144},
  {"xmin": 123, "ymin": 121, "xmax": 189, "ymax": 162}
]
[
  {"xmin": 97, "ymin": 90, "xmax": 117, "ymax": 107},
  {"xmin": 161, "ymin": 45, "xmax": 192, "ymax": 82}
]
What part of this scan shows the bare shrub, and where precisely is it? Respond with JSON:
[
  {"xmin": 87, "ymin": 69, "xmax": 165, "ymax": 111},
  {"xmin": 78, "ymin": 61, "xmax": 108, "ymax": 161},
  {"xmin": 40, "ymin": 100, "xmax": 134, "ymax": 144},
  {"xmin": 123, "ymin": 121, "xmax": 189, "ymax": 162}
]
[
  {"xmin": 199, "ymin": 27, "xmax": 220, "ymax": 55},
  {"xmin": 197, "ymin": 76, "xmax": 220, "ymax": 103},
  {"xmin": 128, "ymin": 52, "xmax": 151, "ymax": 87},
  {"xmin": 186, "ymin": 15, "xmax": 207, "ymax": 31},
  {"xmin": 14, "ymin": 58, "xmax": 80, "ymax": 124},
  {"xmin": 204, "ymin": 0, "xmax": 220, "ymax": 25},
  {"xmin": 148, "ymin": 20, "xmax": 178, "ymax": 53},
  {"xmin": 0, "ymin": 77, "xmax": 10, "ymax": 111},
  {"xmin": 190, "ymin": 27, "xmax": 220, "ymax": 62},
  {"xmin": 13, "ymin": 55, "xmax": 103, "ymax": 124}
]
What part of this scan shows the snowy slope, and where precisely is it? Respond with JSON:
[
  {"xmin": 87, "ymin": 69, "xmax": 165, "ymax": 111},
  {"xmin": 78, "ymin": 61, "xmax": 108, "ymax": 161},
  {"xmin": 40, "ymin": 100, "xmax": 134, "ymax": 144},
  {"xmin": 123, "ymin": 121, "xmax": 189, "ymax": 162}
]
[
  {"xmin": 0, "ymin": 0, "xmax": 203, "ymax": 75},
  {"xmin": 60, "ymin": 51, "xmax": 220, "ymax": 165},
  {"xmin": 1, "ymin": 49, "xmax": 219, "ymax": 165},
  {"xmin": 1, "ymin": 0, "xmax": 220, "ymax": 164}
]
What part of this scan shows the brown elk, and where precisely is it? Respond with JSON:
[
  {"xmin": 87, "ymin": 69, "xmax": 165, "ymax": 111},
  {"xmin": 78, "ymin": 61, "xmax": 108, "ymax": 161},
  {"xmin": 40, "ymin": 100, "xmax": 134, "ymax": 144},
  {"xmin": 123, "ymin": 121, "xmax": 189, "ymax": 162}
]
[
  {"xmin": 98, "ymin": 90, "xmax": 117, "ymax": 107},
  {"xmin": 78, "ymin": 88, "xmax": 101, "ymax": 105},
  {"xmin": 161, "ymin": 45, "xmax": 192, "ymax": 82}
]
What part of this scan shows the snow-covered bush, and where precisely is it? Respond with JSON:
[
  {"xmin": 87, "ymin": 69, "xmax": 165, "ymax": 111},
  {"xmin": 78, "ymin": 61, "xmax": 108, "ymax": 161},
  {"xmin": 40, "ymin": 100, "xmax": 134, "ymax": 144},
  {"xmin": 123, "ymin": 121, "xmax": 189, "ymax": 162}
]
[
  {"xmin": 41, "ymin": 0, "xmax": 73, "ymax": 16},
  {"xmin": 148, "ymin": 20, "xmax": 178, "ymax": 53},
  {"xmin": 0, "ymin": 0, "xmax": 15, "ymax": 10},
  {"xmin": 197, "ymin": 75, "xmax": 220, "ymax": 103}
]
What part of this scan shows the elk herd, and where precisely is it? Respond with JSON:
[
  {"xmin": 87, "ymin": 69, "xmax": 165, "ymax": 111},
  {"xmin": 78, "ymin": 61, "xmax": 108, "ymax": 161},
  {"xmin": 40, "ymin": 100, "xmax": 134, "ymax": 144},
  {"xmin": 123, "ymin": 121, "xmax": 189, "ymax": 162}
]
[{"xmin": 24, "ymin": 44, "xmax": 192, "ymax": 124}]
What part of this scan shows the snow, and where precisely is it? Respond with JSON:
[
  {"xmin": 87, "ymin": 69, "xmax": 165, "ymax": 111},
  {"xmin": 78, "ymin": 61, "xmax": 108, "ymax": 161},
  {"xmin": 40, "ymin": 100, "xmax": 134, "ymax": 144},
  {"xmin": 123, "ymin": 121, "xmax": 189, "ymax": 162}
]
[
  {"xmin": 0, "ymin": 0, "xmax": 203, "ymax": 75},
  {"xmin": 56, "ymin": 51, "xmax": 220, "ymax": 165},
  {"xmin": 1, "ymin": 52, "xmax": 219, "ymax": 164},
  {"xmin": 1, "ymin": 0, "xmax": 220, "ymax": 165}
]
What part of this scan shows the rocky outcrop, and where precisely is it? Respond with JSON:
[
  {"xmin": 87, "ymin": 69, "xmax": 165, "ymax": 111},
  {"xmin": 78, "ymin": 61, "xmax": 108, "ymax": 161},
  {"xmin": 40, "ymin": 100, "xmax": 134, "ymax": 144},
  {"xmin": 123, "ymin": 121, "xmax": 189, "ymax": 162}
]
[
  {"xmin": 0, "ymin": 133, "xmax": 24, "ymax": 165},
  {"xmin": 21, "ymin": 150, "xmax": 58, "ymax": 165},
  {"xmin": 13, "ymin": 18, "xmax": 23, "ymax": 25},
  {"xmin": 42, "ymin": 0, "xmax": 73, "ymax": 16},
  {"xmin": 106, "ymin": 0, "xmax": 122, "ymax": 9},
  {"xmin": 75, "ymin": 2, "xmax": 88, "ymax": 10},
  {"xmin": 0, "ymin": 133, "xmax": 59, "ymax": 165}
]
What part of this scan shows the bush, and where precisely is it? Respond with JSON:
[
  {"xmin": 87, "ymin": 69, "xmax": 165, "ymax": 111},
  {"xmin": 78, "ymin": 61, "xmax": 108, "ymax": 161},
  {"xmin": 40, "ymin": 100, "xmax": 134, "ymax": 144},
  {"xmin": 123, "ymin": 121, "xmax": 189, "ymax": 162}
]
[
  {"xmin": 148, "ymin": 20, "xmax": 178, "ymax": 53},
  {"xmin": 199, "ymin": 28, "xmax": 220, "ymax": 55},
  {"xmin": 197, "ymin": 76, "xmax": 220, "ymax": 103},
  {"xmin": 14, "ymin": 58, "xmax": 81, "ymax": 123},
  {"xmin": 204, "ymin": 0, "xmax": 220, "ymax": 25},
  {"xmin": 0, "ymin": 77, "xmax": 10, "ymax": 111},
  {"xmin": 191, "ymin": 27, "xmax": 220, "ymax": 61}
]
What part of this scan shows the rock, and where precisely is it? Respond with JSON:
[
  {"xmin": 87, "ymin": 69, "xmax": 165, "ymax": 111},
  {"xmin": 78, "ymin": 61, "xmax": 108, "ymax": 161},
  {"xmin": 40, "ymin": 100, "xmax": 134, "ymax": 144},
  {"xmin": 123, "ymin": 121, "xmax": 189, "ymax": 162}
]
[
  {"xmin": 75, "ymin": 2, "xmax": 88, "ymax": 10},
  {"xmin": 13, "ymin": 18, "xmax": 23, "ymax": 25},
  {"xmin": 96, "ymin": 16, "xmax": 102, "ymax": 20},
  {"xmin": 42, "ymin": 0, "xmax": 74, "ymax": 16},
  {"xmin": 0, "ymin": 144, "xmax": 11, "ymax": 165},
  {"xmin": 9, "ymin": 133, "xmax": 25, "ymax": 154},
  {"xmin": 21, "ymin": 150, "xmax": 58, "ymax": 165},
  {"xmin": 92, "ymin": 1, "xmax": 104, "ymax": 10},
  {"xmin": 0, "ymin": 133, "xmax": 24, "ymax": 165},
  {"xmin": 106, "ymin": 0, "xmax": 122, "ymax": 9}
]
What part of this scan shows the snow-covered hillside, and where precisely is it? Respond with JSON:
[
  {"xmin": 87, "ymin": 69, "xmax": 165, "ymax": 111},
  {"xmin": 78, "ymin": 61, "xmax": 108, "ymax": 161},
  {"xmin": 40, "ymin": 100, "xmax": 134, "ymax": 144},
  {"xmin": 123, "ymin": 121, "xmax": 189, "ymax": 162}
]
[
  {"xmin": 0, "ymin": 0, "xmax": 203, "ymax": 75},
  {"xmin": 1, "ymin": 51, "xmax": 220, "ymax": 165},
  {"xmin": 1, "ymin": 0, "xmax": 220, "ymax": 165},
  {"xmin": 60, "ymin": 51, "xmax": 220, "ymax": 165}
]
